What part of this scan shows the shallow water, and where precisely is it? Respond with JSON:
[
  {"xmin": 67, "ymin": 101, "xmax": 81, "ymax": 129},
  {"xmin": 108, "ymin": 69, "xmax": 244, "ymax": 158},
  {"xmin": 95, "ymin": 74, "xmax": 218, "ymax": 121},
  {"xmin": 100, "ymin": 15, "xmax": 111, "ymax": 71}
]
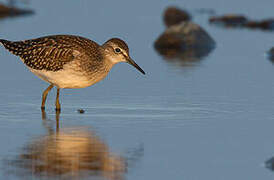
[{"xmin": 1, "ymin": 0, "xmax": 274, "ymax": 179}]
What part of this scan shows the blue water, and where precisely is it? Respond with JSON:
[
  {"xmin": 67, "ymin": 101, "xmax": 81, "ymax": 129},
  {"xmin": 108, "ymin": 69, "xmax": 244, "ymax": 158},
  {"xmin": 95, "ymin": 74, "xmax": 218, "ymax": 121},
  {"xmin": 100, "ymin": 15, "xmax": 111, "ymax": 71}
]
[{"xmin": 1, "ymin": 0, "xmax": 274, "ymax": 179}]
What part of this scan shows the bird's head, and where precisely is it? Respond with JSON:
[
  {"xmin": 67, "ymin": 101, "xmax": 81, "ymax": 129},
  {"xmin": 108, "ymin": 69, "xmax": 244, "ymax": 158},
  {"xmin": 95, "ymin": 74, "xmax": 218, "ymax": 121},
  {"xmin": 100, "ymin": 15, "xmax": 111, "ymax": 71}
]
[{"xmin": 102, "ymin": 38, "xmax": 145, "ymax": 75}]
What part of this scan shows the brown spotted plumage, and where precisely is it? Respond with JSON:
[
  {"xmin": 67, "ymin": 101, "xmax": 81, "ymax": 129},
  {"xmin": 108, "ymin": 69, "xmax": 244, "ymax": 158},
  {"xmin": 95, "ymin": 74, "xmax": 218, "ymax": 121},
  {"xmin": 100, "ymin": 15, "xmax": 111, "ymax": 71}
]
[
  {"xmin": 0, "ymin": 34, "xmax": 145, "ymax": 111},
  {"xmin": 0, "ymin": 35, "xmax": 102, "ymax": 71}
]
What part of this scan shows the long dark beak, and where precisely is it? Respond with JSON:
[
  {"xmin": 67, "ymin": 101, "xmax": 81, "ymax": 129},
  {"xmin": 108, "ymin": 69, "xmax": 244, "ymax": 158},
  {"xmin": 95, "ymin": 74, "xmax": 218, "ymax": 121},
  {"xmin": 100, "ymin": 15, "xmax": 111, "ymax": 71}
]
[{"xmin": 127, "ymin": 58, "xmax": 145, "ymax": 75}]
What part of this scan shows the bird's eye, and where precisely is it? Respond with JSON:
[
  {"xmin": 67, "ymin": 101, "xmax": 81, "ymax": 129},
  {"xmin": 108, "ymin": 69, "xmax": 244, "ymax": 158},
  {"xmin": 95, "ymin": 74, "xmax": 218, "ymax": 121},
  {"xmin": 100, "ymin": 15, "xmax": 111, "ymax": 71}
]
[{"xmin": 114, "ymin": 48, "xmax": 121, "ymax": 53}]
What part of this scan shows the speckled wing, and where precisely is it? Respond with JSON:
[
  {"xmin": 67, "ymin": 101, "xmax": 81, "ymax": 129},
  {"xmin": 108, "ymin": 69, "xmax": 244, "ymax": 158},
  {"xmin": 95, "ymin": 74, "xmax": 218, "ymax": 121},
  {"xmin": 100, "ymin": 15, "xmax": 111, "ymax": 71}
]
[{"xmin": 0, "ymin": 35, "xmax": 101, "ymax": 72}]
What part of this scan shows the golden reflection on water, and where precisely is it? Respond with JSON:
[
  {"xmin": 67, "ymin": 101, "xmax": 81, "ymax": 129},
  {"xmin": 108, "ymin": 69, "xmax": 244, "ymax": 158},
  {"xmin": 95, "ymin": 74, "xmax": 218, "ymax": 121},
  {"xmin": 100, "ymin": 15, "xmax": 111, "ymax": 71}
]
[{"xmin": 8, "ymin": 111, "xmax": 126, "ymax": 180}]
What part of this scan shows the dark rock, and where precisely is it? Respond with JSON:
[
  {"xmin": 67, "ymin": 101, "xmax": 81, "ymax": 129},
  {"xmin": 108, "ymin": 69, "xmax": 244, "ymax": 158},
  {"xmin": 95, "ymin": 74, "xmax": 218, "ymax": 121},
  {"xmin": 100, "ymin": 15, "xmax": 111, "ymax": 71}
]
[
  {"xmin": 155, "ymin": 22, "xmax": 215, "ymax": 51},
  {"xmin": 265, "ymin": 157, "xmax": 274, "ymax": 171},
  {"xmin": 0, "ymin": 3, "xmax": 33, "ymax": 18},
  {"xmin": 245, "ymin": 19, "xmax": 274, "ymax": 30},
  {"xmin": 163, "ymin": 6, "xmax": 191, "ymax": 27},
  {"xmin": 77, "ymin": 109, "xmax": 85, "ymax": 114},
  {"xmin": 209, "ymin": 14, "xmax": 274, "ymax": 31},
  {"xmin": 209, "ymin": 14, "xmax": 248, "ymax": 27},
  {"xmin": 267, "ymin": 47, "xmax": 274, "ymax": 63},
  {"xmin": 154, "ymin": 22, "xmax": 215, "ymax": 66}
]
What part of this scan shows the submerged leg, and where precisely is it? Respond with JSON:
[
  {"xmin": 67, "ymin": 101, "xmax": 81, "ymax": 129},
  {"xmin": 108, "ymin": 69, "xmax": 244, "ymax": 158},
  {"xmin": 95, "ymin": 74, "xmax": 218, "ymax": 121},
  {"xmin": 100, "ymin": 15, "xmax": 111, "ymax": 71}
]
[
  {"xmin": 56, "ymin": 110, "xmax": 60, "ymax": 132},
  {"xmin": 55, "ymin": 88, "xmax": 61, "ymax": 112},
  {"xmin": 41, "ymin": 108, "xmax": 47, "ymax": 120},
  {"xmin": 41, "ymin": 84, "xmax": 54, "ymax": 110}
]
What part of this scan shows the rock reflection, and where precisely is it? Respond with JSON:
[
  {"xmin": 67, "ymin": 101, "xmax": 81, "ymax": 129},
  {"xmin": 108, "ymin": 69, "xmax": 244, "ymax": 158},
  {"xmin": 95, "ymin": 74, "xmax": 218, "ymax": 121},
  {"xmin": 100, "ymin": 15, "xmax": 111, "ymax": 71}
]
[
  {"xmin": 155, "ymin": 43, "xmax": 214, "ymax": 67},
  {"xmin": 7, "ymin": 111, "xmax": 126, "ymax": 180}
]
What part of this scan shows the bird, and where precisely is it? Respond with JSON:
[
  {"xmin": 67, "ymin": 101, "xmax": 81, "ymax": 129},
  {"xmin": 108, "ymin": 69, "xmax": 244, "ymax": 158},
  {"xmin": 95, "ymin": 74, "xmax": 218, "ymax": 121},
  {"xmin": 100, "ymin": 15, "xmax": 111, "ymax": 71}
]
[{"xmin": 0, "ymin": 35, "xmax": 145, "ymax": 111}]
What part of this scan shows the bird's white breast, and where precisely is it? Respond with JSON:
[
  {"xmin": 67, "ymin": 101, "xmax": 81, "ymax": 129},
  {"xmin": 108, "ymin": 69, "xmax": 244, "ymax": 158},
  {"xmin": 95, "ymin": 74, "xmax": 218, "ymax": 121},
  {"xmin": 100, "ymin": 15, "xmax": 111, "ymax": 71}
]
[{"xmin": 29, "ymin": 63, "xmax": 109, "ymax": 89}]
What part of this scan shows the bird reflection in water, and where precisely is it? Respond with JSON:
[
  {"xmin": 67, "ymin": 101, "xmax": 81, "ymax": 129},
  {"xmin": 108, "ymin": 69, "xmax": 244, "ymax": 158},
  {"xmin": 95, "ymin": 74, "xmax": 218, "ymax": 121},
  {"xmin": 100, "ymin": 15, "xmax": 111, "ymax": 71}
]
[{"xmin": 6, "ymin": 110, "xmax": 126, "ymax": 180}]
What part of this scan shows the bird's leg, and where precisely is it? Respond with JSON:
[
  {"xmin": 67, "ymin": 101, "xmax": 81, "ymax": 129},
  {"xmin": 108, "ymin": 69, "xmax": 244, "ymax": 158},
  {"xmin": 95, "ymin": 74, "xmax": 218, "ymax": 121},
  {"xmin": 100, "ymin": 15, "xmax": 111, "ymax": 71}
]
[
  {"xmin": 41, "ymin": 84, "xmax": 54, "ymax": 110},
  {"xmin": 55, "ymin": 88, "xmax": 61, "ymax": 112}
]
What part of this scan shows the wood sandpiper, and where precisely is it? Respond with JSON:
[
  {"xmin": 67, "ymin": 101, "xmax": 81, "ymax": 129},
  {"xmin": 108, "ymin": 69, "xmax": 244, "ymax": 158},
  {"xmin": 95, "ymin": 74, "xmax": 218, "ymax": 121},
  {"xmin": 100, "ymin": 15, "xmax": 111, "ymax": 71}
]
[{"xmin": 0, "ymin": 35, "xmax": 145, "ymax": 111}]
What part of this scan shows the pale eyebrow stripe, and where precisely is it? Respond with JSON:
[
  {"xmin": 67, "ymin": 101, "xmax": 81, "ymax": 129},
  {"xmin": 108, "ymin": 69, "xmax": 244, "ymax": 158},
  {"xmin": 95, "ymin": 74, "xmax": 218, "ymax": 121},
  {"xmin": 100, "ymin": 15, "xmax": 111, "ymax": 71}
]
[
  {"xmin": 121, "ymin": 49, "xmax": 129, "ymax": 57},
  {"xmin": 122, "ymin": 52, "xmax": 128, "ymax": 59}
]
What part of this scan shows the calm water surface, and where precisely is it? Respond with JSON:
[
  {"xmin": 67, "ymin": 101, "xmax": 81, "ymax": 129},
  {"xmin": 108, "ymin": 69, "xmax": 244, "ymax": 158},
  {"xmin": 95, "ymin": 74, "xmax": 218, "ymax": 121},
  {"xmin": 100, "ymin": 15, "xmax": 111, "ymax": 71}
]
[{"xmin": 1, "ymin": 0, "xmax": 274, "ymax": 179}]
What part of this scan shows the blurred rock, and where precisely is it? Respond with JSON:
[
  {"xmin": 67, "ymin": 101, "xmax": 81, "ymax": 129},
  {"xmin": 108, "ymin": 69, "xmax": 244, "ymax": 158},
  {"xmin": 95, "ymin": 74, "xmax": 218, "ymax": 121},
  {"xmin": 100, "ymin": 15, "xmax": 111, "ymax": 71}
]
[
  {"xmin": 163, "ymin": 6, "xmax": 191, "ymax": 27},
  {"xmin": 245, "ymin": 19, "xmax": 274, "ymax": 30},
  {"xmin": 155, "ymin": 22, "xmax": 215, "ymax": 50},
  {"xmin": 77, "ymin": 109, "xmax": 85, "ymax": 114},
  {"xmin": 154, "ymin": 22, "xmax": 215, "ymax": 66},
  {"xmin": 209, "ymin": 14, "xmax": 274, "ymax": 31},
  {"xmin": 267, "ymin": 47, "xmax": 274, "ymax": 63},
  {"xmin": 0, "ymin": 3, "xmax": 33, "ymax": 18},
  {"xmin": 209, "ymin": 14, "xmax": 248, "ymax": 27},
  {"xmin": 265, "ymin": 157, "xmax": 274, "ymax": 171}
]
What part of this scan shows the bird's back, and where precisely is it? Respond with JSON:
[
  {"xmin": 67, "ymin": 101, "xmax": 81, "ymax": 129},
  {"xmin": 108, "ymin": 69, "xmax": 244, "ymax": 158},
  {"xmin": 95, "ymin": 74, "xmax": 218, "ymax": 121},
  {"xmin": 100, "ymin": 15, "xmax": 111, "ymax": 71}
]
[{"xmin": 0, "ymin": 35, "xmax": 103, "ymax": 72}]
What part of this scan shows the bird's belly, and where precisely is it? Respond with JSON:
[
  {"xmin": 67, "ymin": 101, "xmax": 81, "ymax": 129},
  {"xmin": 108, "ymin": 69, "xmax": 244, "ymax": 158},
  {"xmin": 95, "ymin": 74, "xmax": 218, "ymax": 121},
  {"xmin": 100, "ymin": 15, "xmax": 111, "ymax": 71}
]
[{"xmin": 29, "ymin": 68, "xmax": 99, "ymax": 89}]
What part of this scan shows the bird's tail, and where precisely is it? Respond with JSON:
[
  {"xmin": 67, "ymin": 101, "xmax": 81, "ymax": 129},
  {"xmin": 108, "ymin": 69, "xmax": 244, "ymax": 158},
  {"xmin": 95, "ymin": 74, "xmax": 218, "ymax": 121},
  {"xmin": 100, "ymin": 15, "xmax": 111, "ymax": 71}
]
[{"xmin": 0, "ymin": 39, "xmax": 26, "ymax": 56}]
